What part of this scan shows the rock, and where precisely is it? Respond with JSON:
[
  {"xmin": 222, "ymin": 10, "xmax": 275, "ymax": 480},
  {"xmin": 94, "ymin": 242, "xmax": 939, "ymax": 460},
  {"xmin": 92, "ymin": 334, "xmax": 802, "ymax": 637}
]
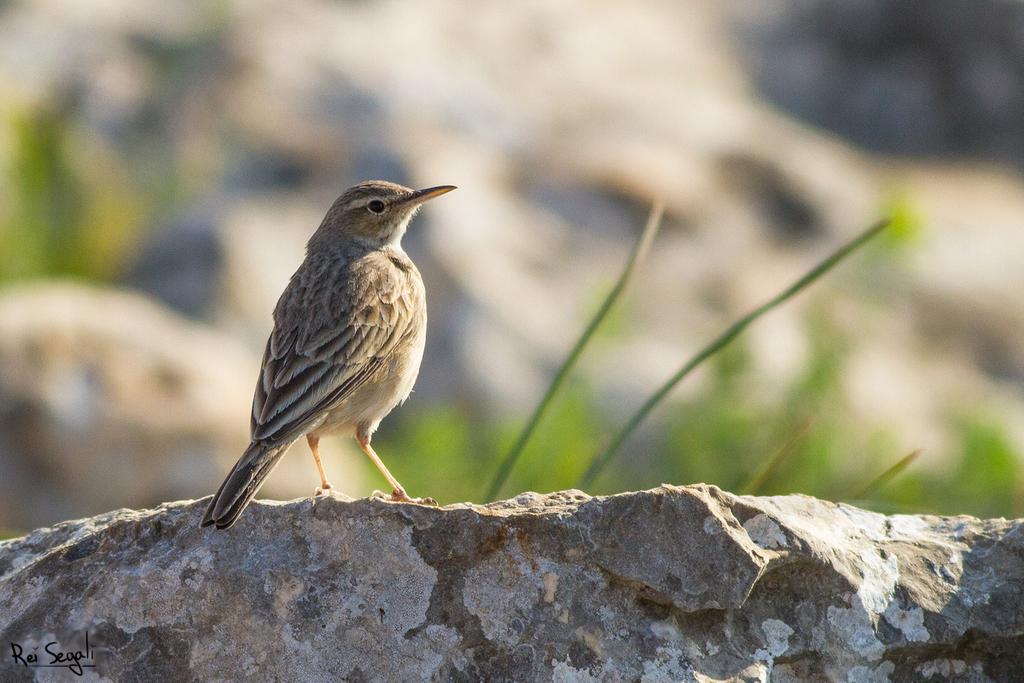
[
  {"xmin": 0, "ymin": 282, "xmax": 365, "ymax": 530},
  {"xmin": 121, "ymin": 203, "xmax": 224, "ymax": 318},
  {"xmin": 732, "ymin": 0, "xmax": 1024, "ymax": 167},
  {"xmin": 1, "ymin": 485, "xmax": 1019, "ymax": 681}
]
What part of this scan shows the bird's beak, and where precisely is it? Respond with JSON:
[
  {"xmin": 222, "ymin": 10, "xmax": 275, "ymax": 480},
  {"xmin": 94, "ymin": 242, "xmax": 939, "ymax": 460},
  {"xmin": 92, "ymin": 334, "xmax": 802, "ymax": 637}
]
[{"xmin": 400, "ymin": 185, "xmax": 457, "ymax": 207}]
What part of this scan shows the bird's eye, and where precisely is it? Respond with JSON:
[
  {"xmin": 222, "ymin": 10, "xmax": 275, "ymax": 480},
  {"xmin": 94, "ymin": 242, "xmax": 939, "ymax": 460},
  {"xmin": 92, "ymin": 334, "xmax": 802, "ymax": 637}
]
[{"xmin": 367, "ymin": 200, "xmax": 386, "ymax": 214}]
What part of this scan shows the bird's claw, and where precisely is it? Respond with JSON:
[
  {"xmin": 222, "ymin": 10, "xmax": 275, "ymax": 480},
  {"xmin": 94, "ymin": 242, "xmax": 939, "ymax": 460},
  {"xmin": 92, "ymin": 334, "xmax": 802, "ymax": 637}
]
[
  {"xmin": 314, "ymin": 482, "xmax": 334, "ymax": 497},
  {"xmin": 368, "ymin": 488, "xmax": 438, "ymax": 506},
  {"xmin": 391, "ymin": 488, "xmax": 438, "ymax": 506}
]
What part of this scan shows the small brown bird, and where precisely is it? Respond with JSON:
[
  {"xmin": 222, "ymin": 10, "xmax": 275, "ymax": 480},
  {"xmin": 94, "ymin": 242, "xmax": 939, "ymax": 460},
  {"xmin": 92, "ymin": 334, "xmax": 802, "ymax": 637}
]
[{"xmin": 202, "ymin": 180, "xmax": 455, "ymax": 529}]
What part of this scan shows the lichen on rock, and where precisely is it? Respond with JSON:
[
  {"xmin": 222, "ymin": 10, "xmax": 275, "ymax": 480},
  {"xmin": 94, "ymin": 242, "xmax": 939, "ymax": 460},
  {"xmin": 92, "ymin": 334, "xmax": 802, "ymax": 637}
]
[{"xmin": 1, "ymin": 485, "xmax": 1021, "ymax": 681}]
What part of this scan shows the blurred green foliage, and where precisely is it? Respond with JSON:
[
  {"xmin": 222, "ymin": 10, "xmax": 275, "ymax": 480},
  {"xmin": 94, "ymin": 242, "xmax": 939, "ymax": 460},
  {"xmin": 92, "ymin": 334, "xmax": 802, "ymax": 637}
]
[
  {"xmin": 376, "ymin": 300, "xmax": 1021, "ymax": 519},
  {"xmin": 880, "ymin": 191, "xmax": 925, "ymax": 250},
  {"xmin": 0, "ymin": 104, "xmax": 148, "ymax": 283},
  {"xmin": 377, "ymin": 386, "xmax": 602, "ymax": 506},
  {"xmin": 886, "ymin": 413, "xmax": 1022, "ymax": 518}
]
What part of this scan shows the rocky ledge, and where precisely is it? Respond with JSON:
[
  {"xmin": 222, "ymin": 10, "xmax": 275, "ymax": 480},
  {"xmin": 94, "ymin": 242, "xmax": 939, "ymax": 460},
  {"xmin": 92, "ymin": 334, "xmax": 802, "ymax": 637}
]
[{"xmin": 0, "ymin": 485, "xmax": 1020, "ymax": 682}]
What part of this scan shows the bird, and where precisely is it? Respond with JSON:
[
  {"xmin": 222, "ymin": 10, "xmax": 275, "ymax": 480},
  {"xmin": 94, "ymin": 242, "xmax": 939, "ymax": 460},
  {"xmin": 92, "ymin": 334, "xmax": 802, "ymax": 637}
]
[{"xmin": 201, "ymin": 180, "xmax": 455, "ymax": 529}]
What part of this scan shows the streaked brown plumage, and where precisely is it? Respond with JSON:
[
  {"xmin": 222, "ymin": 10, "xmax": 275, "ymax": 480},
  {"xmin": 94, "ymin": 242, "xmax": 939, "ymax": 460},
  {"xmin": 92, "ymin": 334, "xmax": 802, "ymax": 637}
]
[{"xmin": 202, "ymin": 180, "xmax": 455, "ymax": 529}]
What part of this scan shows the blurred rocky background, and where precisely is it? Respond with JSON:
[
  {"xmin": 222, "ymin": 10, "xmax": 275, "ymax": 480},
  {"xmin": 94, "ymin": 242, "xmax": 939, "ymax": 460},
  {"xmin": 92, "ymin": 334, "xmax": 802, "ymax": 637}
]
[{"xmin": 0, "ymin": 0, "xmax": 1022, "ymax": 531}]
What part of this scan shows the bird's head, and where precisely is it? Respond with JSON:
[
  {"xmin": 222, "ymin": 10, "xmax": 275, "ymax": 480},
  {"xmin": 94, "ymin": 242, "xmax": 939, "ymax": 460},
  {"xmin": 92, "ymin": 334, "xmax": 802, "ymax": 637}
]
[{"xmin": 314, "ymin": 180, "xmax": 456, "ymax": 249}]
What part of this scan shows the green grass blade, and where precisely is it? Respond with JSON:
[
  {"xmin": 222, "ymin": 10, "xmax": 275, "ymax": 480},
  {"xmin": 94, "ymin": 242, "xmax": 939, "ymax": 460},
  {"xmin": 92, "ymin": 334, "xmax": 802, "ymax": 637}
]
[
  {"xmin": 739, "ymin": 417, "xmax": 813, "ymax": 495},
  {"xmin": 577, "ymin": 217, "xmax": 892, "ymax": 490},
  {"xmin": 484, "ymin": 202, "xmax": 665, "ymax": 501},
  {"xmin": 847, "ymin": 448, "xmax": 922, "ymax": 501}
]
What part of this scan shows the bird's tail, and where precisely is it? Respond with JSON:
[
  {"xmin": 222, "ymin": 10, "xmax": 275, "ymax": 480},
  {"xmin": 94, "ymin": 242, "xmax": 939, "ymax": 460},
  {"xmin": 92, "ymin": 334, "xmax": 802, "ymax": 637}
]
[{"xmin": 201, "ymin": 441, "xmax": 289, "ymax": 529}]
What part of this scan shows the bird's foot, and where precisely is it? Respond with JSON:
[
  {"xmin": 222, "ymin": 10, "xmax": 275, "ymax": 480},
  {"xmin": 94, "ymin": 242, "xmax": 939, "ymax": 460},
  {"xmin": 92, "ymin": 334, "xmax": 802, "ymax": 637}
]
[
  {"xmin": 391, "ymin": 488, "xmax": 438, "ymax": 506},
  {"xmin": 368, "ymin": 489, "xmax": 437, "ymax": 506},
  {"xmin": 314, "ymin": 481, "xmax": 334, "ymax": 497}
]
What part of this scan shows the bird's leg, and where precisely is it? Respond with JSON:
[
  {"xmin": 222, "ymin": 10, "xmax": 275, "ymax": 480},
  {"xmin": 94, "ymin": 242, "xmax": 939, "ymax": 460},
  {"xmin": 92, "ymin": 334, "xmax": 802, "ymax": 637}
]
[
  {"xmin": 307, "ymin": 434, "xmax": 334, "ymax": 495},
  {"xmin": 356, "ymin": 435, "xmax": 437, "ymax": 506}
]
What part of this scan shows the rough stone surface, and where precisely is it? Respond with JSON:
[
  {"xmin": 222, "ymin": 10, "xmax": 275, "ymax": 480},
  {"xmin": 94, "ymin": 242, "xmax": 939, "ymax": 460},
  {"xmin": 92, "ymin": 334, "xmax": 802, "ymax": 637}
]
[{"xmin": 1, "ymin": 485, "xmax": 1021, "ymax": 682}]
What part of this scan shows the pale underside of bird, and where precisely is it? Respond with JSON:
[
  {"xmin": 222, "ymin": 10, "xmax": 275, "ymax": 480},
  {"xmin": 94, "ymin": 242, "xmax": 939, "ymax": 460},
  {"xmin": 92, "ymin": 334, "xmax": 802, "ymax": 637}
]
[{"xmin": 202, "ymin": 180, "xmax": 455, "ymax": 529}]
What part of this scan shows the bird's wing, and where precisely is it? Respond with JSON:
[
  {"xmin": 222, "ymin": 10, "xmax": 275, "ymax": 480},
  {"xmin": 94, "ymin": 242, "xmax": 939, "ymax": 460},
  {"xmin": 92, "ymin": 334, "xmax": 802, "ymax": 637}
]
[{"xmin": 249, "ymin": 252, "xmax": 421, "ymax": 445}]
